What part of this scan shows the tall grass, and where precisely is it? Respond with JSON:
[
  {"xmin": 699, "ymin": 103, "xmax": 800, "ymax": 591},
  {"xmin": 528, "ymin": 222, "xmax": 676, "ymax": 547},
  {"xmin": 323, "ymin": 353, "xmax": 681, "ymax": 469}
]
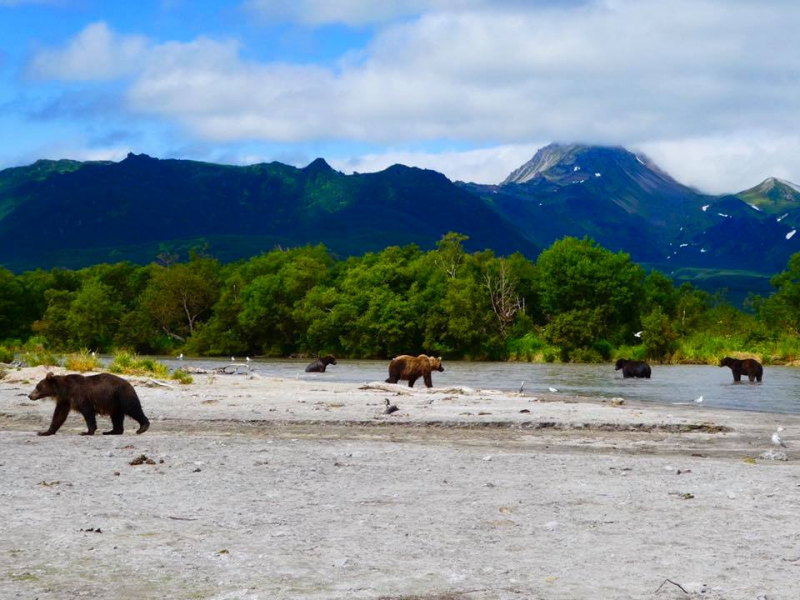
[
  {"xmin": 108, "ymin": 350, "xmax": 170, "ymax": 378},
  {"xmin": 64, "ymin": 350, "xmax": 102, "ymax": 373},
  {"xmin": 507, "ymin": 333, "xmax": 560, "ymax": 362},
  {"xmin": 0, "ymin": 346, "xmax": 14, "ymax": 363},
  {"xmin": 20, "ymin": 337, "xmax": 61, "ymax": 367}
]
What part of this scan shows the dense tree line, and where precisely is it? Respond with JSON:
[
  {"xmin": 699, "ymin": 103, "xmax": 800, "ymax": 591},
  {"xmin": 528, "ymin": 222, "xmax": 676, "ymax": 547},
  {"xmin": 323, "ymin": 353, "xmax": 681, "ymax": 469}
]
[{"xmin": 2, "ymin": 234, "xmax": 799, "ymax": 363}]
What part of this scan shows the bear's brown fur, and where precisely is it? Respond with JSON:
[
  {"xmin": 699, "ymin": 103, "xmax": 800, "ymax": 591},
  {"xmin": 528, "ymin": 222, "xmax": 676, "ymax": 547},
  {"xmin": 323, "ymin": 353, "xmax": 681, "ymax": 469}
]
[
  {"xmin": 305, "ymin": 355, "xmax": 337, "ymax": 373},
  {"xmin": 719, "ymin": 357, "xmax": 763, "ymax": 383},
  {"xmin": 385, "ymin": 354, "xmax": 444, "ymax": 388},
  {"xmin": 28, "ymin": 372, "xmax": 150, "ymax": 436}
]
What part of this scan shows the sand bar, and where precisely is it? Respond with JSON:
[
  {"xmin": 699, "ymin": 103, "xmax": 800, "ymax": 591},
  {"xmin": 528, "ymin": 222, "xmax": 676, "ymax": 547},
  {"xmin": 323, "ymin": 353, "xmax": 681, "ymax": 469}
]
[{"xmin": 1, "ymin": 367, "xmax": 799, "ymax": 599}]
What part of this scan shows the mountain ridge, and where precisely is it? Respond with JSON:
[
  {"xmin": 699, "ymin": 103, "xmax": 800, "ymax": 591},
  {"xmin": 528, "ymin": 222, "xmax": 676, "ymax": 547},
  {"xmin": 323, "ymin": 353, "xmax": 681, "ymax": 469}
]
[{"xmin": 1, "ymin": 145, "xmax": 799, "ymax": 304}]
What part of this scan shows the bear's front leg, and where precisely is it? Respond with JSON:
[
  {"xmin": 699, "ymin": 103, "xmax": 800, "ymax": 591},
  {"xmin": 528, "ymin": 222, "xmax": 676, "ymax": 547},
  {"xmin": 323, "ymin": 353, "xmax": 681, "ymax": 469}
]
[{"xmin": 38, "ymin": 402, "xmax": 70, "ymax": 436}]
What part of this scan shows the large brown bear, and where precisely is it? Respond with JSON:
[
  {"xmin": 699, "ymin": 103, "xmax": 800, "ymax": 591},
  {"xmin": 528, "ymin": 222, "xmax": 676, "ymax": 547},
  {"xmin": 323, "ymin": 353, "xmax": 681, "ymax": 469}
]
[
  {"xmin": 719, "ymin": 357, "xmax": 763, "ymax": 383},
  {"xmin": 28, "ymin": 372, "xmax": 150, "ymax": 436},
  {"xmin": 305, "ymin": 355, "xmax": 337, "ymax": 373},
  {"xmin": 615, "ymin": 358, "xmax": 651, "ymax": 378},
  {"xmin": 385, "ymin": 354, "xmax": 444, "ymax": 388}
]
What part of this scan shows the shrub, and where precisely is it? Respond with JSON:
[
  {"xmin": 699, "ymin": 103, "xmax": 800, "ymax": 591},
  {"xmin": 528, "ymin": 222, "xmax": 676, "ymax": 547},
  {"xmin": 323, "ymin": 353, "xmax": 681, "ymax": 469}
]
[
  {"xmin": 568, "ymin": 347, "xmax": 604, "ymax": 363},
  {"xmin": 171, "ymin": 369, "xmax": 194, "ymax": 385},
  {"xmin": 108, "ymin": 350, "xmax": 169, "ymax": 378},
  {"xmin": 0, "ymin": 346, "xmax": 14, "ymax": 363},
  {"xmin": 20, "ymin": 338, "xmax": 61, "ymax": 367},
  {"xmin": 64, "ymin": 350, "xmax": 102, "ymax": 373}
]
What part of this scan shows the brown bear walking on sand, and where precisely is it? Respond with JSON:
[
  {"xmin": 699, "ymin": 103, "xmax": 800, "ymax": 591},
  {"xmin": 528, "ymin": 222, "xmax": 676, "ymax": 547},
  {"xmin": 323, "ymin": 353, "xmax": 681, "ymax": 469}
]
[
  {"xmin": 28, "ymin": 372, "xmax": 150, "ymax": 436},
  {"xmin": 385, "ymin": 355, "xmax": 444, "ymax": 388}
]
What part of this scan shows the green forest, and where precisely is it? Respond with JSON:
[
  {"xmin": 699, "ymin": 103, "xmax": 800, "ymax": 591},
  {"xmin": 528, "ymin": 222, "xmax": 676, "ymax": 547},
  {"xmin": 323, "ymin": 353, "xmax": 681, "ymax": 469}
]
[{"xmin": 2, "ymin": 234, "xmax": 800, "ymax": 365}]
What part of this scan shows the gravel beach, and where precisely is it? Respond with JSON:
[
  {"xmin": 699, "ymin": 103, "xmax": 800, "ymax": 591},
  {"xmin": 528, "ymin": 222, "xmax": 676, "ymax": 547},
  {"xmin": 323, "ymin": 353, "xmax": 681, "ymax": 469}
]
[{"xmin": 1, "ymin": 366, "xmax": 799, "ymax": 600}]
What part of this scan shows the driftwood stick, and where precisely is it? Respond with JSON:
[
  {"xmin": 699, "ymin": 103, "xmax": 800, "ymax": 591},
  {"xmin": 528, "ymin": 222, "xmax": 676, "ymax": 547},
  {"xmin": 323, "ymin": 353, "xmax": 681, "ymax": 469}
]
[{"xmin": 655, "ymin": 579, "xmax": 689, "ymax": 595}]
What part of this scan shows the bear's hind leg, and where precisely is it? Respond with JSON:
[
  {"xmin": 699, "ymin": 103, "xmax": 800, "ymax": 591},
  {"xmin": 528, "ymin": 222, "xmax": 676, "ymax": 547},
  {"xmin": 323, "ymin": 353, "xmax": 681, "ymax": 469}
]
[
  {"xmin": 103, "ymin": 411, "xmax": 125, "ymax": 435},
  {"xmin": 79, "ymin": 407, "xmax": 97, "ymax": 436},
  {"xmin": 127, "ymin": 404, "xmax": 150, "ymax": 434}
]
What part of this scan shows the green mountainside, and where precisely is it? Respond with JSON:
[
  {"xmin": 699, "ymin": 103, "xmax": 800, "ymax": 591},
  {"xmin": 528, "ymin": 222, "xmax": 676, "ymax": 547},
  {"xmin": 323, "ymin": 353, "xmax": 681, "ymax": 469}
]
[
  {"xmin": 1, "ymin": 146, "xmax": 799, "ymax": 303},
  {"xmin": 0, "ymin": 153, "xmax": 537, "ymax": 271}
]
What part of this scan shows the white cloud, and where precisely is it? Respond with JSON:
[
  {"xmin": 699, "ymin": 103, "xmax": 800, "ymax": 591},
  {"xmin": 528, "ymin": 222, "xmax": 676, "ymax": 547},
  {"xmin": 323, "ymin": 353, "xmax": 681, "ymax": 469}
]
[
  {"xmin": 28, "ymin": 22, "xmax": 148, "ymax": 81},
  {"xmin": 328, "ymin": 144, "xmax": 544, "ymax": 184},
  {"xmin": 639, "ymin": 134, "xmax": 800, "ymax": 195},
  {"xmin": 24, "ymin": 1, "xmax": 800, "ymax": 188}
]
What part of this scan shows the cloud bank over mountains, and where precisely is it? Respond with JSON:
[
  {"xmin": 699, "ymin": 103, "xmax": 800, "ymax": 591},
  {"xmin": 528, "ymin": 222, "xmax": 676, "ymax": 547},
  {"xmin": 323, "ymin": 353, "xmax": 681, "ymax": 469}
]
[{"xmin": 10, "ymin": 0, "xmax": 800, "ymax": 191}]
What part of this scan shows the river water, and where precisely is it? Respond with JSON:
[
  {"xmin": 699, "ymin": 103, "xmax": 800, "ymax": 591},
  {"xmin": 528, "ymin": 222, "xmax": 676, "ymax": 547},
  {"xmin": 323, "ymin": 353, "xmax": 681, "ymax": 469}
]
[{"xmin": 153, "ymin": 357, "xmax": 800, "ymax": 415}]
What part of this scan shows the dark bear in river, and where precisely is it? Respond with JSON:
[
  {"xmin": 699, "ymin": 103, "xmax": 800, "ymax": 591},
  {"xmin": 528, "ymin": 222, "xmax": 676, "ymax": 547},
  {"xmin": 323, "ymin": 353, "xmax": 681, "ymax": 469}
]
[
  {"xmin": 719, "ymin": 357, "xmax": 763, "ymax": 382},
  {"xmin": 28, "ymin": 372, "xmax": 150, "ymax": 436},
  {"xmin": 305, "ymin": 355, "xmax": 337, "ymax": 373},
  {"xmin": 615, "ymin": 358, "xmax": 651, "ymax": 379},
  {"xmin": 385, "ymin": 354, "xmax": 444, "ymax": 388}
]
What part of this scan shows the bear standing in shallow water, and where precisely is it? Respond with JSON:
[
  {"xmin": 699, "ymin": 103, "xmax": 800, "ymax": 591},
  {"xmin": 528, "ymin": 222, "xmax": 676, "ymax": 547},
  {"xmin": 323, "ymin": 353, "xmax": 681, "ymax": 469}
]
[
  {"xmin": 28, "ymin": 372, "xmax": 150, "ymax": 436},
  {"xmin": 719, "ymin": 357, "xmax": 763, "ymax": 382},
  {"xmin": 305, "ymin": 355, "xmax": 337, "ymax": 373},
  {"xmin": 385, "ymin": 354, "xmax": 444, "ymax": 388},
  {"xmin": 615, "ymin": 359, "xmax": 651, "ymax": 378}
]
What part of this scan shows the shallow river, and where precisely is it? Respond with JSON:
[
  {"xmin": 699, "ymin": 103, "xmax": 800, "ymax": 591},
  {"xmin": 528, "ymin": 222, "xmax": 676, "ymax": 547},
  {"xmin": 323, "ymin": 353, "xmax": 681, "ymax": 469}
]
[{"xmin": 152, "ymin": 357, "xmax": 800, "ymax": 415}]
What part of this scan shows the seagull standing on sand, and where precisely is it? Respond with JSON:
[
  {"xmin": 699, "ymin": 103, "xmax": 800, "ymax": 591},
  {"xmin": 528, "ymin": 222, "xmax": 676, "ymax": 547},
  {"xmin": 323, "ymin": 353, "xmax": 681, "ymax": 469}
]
[
  {"xmin": 178, "ymin": 353, "xmax": 184, "ymax": 360},
  {"xmin": 772, "ymin": 431, "xmax": 787, "ymax": 448},
  {"xmin": 246, "ymin": 356, "xmax": 251, "ymax": 362},
  {"xmin": 519, "ymin": 381, "xmax": 525, "ymax": 394},
  {"xmin": 694, "ymin": 395, "xmax": 704, "ymax": 404},
  {"xmin": 231, "ymin": 356, "xmax": 235, "ymax": 362}
]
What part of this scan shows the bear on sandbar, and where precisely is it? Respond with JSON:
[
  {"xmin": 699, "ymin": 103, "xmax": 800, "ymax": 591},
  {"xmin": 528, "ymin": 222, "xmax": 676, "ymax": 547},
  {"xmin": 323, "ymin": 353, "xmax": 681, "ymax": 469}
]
[
  {"xmin": 385, "ymin": 354, "xmax": 444, "ymax": 388},
  {"xmin": 28, "ymin": 372, "xmax": 150, "ymax": 436}
]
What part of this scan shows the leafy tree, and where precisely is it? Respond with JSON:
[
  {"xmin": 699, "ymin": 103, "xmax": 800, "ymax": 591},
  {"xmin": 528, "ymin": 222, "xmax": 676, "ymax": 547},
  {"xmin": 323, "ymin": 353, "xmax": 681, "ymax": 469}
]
[
  {"xmin": 761, "ymin": 253, "xmax": 800, "ymax": 334},
  {"xmin": 141, "ymin": 256, "xmax": 220, "ymax": 342},
  {"xmin": 0, "ymin": 268, "xmax": 24, "ymax": 340},
  {"xmin": 65, "ymin": 280, "xmax": 124, "ymax": 351},
  {"xmin": 536, "ymin": 237, "xmax": 645, "ymax": 344},
  {"xmin": 641, "ymin": 306, "xmax": 678, "ymax": 361}
]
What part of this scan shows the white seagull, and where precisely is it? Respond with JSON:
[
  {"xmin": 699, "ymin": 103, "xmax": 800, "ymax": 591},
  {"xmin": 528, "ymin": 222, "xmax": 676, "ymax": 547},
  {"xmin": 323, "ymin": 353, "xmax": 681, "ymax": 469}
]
[
  {"xmin": 634, "ymin": 331, "xmax": 643, "ymax": 338},
  {"xmin": 549, "ymin": 386, "xmax": 559, "ymax": 393},
  {"xmin": 231, "ymin": 357, "xmax": 235, "ymax": 362},
  {"xmin": 178, "ymin": 353, "xmax": 184, "ymax": 360},
  {"xmin": 518, "ymin": 381, "xmax": 525, "ymax": 394},
  {"xmin": 772, "ymin": 431, "xmax": 787, "ymax": 448},
  {"xmin": 246, "ymin": 356, "xmax": 251, "ymax": 362},
  {"xmin": 694, "ymin": 395, "xmax": 704, "ymax": 404}
]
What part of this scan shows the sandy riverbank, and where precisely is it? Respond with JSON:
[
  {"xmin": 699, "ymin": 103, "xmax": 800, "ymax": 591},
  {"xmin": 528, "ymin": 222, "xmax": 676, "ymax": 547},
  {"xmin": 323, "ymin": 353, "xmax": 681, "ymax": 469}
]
[{"xmin": 1, "ymin": 367, "xmax": 799, "ymax": 599}]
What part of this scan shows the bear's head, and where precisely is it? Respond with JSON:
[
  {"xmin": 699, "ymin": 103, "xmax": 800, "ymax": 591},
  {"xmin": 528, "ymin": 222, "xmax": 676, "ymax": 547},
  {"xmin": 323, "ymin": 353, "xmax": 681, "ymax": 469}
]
[
  {"xmin": 428, "ymin": 356, "xmax": 444, "ymax": 372},
  {"xmin": 719, "ymin": 357, "xmax": 735, "ymax": 368},
  {"xmin": 28, "ymin": 372, "xmax": 59, "ymax": 401},
  {"xmin": 615, "ymin": 358, "xmax": 628, "ymax": 371},
  {"xmin": 322, "ymin": 355, "xmax": 337, "ymax": 366}
]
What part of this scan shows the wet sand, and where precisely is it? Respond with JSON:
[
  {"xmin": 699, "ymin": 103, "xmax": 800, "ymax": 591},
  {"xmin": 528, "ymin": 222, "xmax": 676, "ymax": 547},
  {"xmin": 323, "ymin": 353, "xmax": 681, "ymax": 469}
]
[{"xmin": 1, "ymin": 366, "xmax": 799, "ymax": 599}]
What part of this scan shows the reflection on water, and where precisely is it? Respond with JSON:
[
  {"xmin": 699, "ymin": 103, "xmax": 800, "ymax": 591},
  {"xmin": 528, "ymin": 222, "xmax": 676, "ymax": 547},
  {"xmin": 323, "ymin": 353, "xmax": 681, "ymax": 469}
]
[{"xmin": 149, "ymin": 357, "xmax": 800, "ymax": 415}]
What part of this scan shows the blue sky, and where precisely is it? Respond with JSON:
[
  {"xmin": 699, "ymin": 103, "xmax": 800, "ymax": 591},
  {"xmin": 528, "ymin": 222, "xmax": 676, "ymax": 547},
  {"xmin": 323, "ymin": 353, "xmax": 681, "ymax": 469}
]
[{"xmin": 2, "ymin": 0, "xmax": 800, "ymax": 191}]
